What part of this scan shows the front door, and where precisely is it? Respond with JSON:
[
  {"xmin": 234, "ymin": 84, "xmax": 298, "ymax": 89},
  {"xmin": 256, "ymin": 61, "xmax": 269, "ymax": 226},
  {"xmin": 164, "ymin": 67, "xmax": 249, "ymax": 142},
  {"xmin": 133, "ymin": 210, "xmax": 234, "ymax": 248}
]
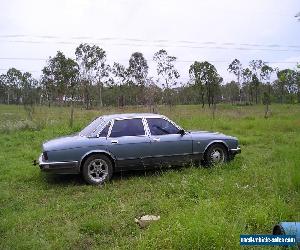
[{"xmin": 145, "ymin": 118, "xmax": 193, "ymax": 166}]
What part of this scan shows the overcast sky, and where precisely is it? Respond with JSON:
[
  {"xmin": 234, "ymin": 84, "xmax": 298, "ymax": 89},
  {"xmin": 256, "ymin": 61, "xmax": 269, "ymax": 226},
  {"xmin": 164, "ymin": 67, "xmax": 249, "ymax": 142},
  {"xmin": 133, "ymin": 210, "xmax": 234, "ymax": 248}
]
[{"xmin": 0, "ymin": 0, "xmax": 299, "ymax": 84}]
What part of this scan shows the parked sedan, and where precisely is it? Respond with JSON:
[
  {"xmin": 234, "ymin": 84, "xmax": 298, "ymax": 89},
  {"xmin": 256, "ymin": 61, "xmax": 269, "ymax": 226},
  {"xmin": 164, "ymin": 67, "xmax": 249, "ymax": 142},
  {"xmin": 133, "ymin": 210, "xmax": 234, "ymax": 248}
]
[{"xmin": 38, "ymin": 113, "xmax": 241, "ymax": 184}]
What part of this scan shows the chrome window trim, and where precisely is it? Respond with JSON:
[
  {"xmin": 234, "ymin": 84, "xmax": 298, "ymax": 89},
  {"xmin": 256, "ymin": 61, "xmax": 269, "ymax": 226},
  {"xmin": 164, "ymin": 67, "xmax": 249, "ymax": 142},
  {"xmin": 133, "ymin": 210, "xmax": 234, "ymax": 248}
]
[
  {"xmin": 96, "ymin": 121, "xmax": 111, "ymax": 138},
  {"xmin": 107, "ymin": 119, "xmax": 114, "ymax": 138}
]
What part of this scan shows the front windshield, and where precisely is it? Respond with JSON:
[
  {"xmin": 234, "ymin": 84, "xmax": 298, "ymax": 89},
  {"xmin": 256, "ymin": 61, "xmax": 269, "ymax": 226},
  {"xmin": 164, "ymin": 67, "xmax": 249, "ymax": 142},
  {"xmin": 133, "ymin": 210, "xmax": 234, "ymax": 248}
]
[{"xmin": 80, "ymin": 117, "xmax": 104, "ymax": 136}]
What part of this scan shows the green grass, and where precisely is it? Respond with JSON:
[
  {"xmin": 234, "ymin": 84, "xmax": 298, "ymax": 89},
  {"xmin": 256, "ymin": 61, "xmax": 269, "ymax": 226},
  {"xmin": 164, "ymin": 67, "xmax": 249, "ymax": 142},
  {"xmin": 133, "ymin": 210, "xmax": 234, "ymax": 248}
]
[{"xmin": 0, "ymin": 104, "xmax": 299, "ymax": 249}]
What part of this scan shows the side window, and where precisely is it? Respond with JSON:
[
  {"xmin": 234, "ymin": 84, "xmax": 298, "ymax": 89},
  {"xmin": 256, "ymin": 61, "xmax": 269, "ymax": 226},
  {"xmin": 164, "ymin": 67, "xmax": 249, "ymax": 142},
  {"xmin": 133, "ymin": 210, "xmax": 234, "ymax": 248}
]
[
  {"xmin": 110, "ymin": 119, "xmax": 145, "ymax": 138},
  {"xmin": 98, "ymin": 122, "xmax": 110, "ymax": 137},
  {"xmin": 147, "ymin": 118, "xmax": 180, "ymax": 135}
]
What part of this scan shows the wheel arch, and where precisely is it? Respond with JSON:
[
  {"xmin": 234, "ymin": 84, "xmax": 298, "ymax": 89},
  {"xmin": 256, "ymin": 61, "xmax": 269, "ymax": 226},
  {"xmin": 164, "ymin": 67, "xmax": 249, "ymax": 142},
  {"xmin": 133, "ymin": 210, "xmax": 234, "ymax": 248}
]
[
  {"xmin": 79, "ymin": 150, "xmax": 116, "ymax": 172},
  {"xmin": 203, "ymin": 140, "xmax": 229, "ymax": 155}
]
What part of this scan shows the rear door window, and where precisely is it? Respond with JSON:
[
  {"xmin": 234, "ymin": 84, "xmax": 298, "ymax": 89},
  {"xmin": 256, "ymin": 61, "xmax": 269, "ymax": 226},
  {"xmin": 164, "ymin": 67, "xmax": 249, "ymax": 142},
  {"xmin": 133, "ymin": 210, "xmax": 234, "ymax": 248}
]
[{"xmin": 110, "ymin": 119, "xmax": 145, "ymax": 137}]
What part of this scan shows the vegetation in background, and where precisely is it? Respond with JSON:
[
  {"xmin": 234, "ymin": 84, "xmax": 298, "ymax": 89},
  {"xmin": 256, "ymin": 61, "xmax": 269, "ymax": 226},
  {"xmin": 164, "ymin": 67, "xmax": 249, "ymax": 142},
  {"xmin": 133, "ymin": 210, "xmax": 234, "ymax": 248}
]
[{"xmin": 1, "ymin": 43, "xmax": 299, "ymax": 114}]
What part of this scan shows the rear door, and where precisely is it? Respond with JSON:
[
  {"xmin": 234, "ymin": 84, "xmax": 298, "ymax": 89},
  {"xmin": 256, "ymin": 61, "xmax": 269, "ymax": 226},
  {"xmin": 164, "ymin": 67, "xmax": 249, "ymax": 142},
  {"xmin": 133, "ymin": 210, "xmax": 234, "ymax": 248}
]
[
  {"xmin": 145, "ymin": 118, "xmax": 193, "ymax": 166},
  {"xmin": 106, "ymin": 118, "xmax": 151, "ymax": 170}
]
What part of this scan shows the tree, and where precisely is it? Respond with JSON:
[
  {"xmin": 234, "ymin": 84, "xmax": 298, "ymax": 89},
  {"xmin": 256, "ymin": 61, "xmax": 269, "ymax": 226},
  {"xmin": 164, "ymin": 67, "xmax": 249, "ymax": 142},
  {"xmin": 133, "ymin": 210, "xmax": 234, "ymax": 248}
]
[
  {"xmin": 228, "ymin": 59, "xmax": 243, "ymax": 103},
  {"xmin": 42, "ymin": 51, "xmax": 79, "ymax": 127},
  {"xmin": 241, "ymin": 68, "xmax": 253, "ymax": 103},
  {"xmin": 112, "ymin": 62, "xmax": 128, "ymax": 107},
  {"xmin": 153, "ymin": 49, "xmax": 180, "ymax": 106},
  {"xmin": 285, "ymin": 69, "xmax": 298, "ymax": 103},
  {"xmin": 21, "ymin": 72, "xmax": 38, "ymax": 120},
  {"xmin": 0, "ymin": 74, "xmax": 8, "ymax": 104},
  {"xmin": 189, "ymin": 61, "xmax": 221, "ymax": 108},
  {"xmin": 250, "ymin": 60, "xmax": 265, "ymax": 104},
  {"xmin": 189, "ymin": 61, "xmax": 205, "ymax": 107},
  {"xmin": 6, "ymin": 68, "xmax": 22, "ymax": 104},
  {"xmin": 222, "ymin": 81, "xmax": 240, "ymax": 104},
  {"xmin": 251, "ymin": 74, "xmax": 260, "ymax": 104},
  {"xmin": 128, "ymin": 52, "xmax": 148, "ymax": 85},
  {"xmin": 128, "ymin": 52, "xmax": 149, "ymax": 104},
  {"xmin": 297, "ymin": 63, "xmax": 300, "ymax": 103},
  {"xmin": 276, "ymin": 69, "xmax": 297, "ymax": 104},
  {"xmin": 75, "ymin": 43, "xmax": 107, "ymax": 109},
  {"xmin": 260, "ymin": 65, "xmax": 273, "ymax": 117}
]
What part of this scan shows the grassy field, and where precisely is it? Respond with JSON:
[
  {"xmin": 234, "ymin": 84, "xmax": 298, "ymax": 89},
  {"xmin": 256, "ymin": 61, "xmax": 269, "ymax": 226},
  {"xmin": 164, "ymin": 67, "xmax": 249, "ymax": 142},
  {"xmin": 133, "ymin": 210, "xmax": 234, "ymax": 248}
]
[{"xmin": 0, "ymin": 104, "xmax": 299, "ymax": 249}]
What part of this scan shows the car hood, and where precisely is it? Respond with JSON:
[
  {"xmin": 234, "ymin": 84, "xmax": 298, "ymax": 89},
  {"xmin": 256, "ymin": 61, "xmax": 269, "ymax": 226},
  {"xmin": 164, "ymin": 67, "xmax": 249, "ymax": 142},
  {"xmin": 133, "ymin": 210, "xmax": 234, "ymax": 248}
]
[
  {"xmin": 189, "ymin": 130, "xmax": 236, "ymax": 140},
  {"xmin": 43, "ymin": 134, "xmax": 90, "ymax": 152}
]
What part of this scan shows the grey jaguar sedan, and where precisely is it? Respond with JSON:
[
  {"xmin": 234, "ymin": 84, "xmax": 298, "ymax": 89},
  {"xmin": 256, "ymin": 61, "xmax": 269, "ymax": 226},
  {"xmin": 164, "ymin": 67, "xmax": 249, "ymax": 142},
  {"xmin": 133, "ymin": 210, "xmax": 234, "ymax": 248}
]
[{"xmin": 38, "ymin": 113, "xmax": 241, "ymax": 184}]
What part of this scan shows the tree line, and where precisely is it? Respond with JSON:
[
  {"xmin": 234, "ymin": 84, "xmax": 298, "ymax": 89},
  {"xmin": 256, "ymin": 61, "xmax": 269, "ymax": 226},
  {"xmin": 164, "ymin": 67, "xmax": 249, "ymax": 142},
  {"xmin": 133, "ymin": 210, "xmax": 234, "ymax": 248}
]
[{"xmin": 0, "ymin": 43, "xmax": 300, "ymax": 115}]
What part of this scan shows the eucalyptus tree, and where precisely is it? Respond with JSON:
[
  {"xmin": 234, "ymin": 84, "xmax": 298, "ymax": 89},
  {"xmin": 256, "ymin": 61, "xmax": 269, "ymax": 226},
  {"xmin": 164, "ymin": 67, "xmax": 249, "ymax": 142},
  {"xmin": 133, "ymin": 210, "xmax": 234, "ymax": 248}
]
[
  {"xmin": 6, "ymin": 68, "xmax": 22, "ymax": 104},
  {"xmin": 222, "ymin": 81, "xmax": 240, "ymax": 105},
  {"xmin": 21, "ymin": 72, "xmax": 38, "ymax": 120},
  {"xmin": 75, "ymin": 43, "xmax": 107, "ymax": 109},
  {"xmin": 276, "ymin": 69, "xmax": 298, "ymax": 103},
  {"xmin": 251, "ymin": 74, "xmax": 260, "ymax": 104},
  {"xmin": 241, "ymin": 68, "xmax": 253, "ymax": 103},
  {"xmin": 297, "ymin": 63, "xmax": 300, "ymax": 102},
  {"xmin": 276, "ymin": 69, "xmax": 288, "ymax": 103},
  {"xmin": 41, "ymin": 62, "xmax": 56, "ymax": 107},
  {"xmin": 260, "ymin": 65, "xmax": 273, "ymax": 118},
  {"xmin": 128, "ymin": 52, "xmax": 149, "ymax": 104},
  {"xmin": 189, "ymin": 61, "xmax": 221, "ymax": 107},
  {"xmin": 153, "ymin": 49, "xmax": 180, "ymax": 106},
  {"xmin": 42, "ymin": 51, "xmax": 79, "ymax": 126},
  {"xmin": 284, "ymin": 69, "xmax": 298, "ymax": 103},
  {"xmin": 249, "ymin": 60, "xmax": 265, "ymax": 104},
  {"xmin": 112, "ymin": 62, "xmax": 128, "ymax": 106},
  {"xmin": 128, "ymin": 52, "xmax": 148, "ymax": 85},
  {"xmin": 189, "ymin": 61, "xmax": 205, "ymax": 108},
  {"xmin": 228, "ymin": 59, "xmax": 243, "ymax": 103},
  {"xmin": 0, "ymin": 74, "xmax": 8, "ymax": 104}
]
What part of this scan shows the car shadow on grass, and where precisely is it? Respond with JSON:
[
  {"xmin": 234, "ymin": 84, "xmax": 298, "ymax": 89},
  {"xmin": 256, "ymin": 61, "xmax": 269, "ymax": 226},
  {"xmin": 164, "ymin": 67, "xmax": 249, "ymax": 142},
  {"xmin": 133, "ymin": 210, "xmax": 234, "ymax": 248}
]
[
  {"xmin": 42, "ymin": 164, "xmax": 194, "ymax": 186},
  {"xmin": 42, "ymin": 173, "xmax": 86, "ymax": 186}
]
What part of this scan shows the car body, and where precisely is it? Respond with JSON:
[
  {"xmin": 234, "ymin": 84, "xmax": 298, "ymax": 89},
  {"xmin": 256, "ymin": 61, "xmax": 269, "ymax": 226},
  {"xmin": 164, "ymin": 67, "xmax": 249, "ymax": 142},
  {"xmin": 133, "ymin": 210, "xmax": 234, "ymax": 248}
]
[{"xmin": 38, "ymin": 113, "xmax": 241, "ymax": 184}]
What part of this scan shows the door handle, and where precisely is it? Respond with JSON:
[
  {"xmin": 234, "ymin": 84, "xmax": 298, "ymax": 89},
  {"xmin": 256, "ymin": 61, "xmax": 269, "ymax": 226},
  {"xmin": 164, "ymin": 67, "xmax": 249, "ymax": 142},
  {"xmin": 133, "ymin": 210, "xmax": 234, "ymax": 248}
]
[
  {"xmin": 111, "ymin": 140, "xmax": 118, "ymax": 144},
  {"xmin": 153, "ymin": 138, "xmax": 160, "ymax": 142}
]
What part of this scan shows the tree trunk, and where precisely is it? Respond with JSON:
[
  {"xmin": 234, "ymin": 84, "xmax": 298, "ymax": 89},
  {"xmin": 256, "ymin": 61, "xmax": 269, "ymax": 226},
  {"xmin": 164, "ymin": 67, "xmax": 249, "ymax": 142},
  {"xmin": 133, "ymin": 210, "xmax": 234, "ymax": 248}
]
[
  {"xmin": 212, "ymin": 102, "xmax": 216, "ymax": 120},
  {"xmin": 264, "ymin": 103, "xmax": 269, "ymax": 119},
  {"xmin": 7, "ymin": 89, "xmax": 10, "ymax": 105},
  {"xmin": 69, "ymin": 99, "xmax": 74, "ymax": 128},
  {"xmin": 98, "ymin": 82, "xmax": 103, "ymax": 108},
  {"xmin": 255, "ymin": 87, "xmax": 258, "ymax": 104}
]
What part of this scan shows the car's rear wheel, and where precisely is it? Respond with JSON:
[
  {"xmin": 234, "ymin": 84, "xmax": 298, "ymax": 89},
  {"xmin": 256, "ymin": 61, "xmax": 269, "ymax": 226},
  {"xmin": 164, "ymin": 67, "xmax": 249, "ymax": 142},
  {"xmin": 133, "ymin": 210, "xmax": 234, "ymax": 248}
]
[
  {"xmin": 204, "ymin": 144, "xmax": 228, "ymax": 166},
  {"xmin": 82, "ymin": 154, "xmax": 113, "ymax": 185}
]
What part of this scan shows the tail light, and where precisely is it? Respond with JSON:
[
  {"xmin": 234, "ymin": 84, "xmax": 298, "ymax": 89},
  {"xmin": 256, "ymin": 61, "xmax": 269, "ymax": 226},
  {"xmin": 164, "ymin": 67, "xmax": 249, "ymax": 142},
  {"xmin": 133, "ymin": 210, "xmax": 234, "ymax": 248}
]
[{"xmin": 43, "ymin": 152, "xmax": 48, "ymax": 161}]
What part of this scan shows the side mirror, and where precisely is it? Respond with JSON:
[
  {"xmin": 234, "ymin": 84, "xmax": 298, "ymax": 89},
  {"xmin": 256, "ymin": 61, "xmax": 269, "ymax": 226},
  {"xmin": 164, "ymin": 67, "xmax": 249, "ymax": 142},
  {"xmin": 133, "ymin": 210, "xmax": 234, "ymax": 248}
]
[{"xmin": 179, "ymin": 129, "xmax": 185, "ymax": 136}]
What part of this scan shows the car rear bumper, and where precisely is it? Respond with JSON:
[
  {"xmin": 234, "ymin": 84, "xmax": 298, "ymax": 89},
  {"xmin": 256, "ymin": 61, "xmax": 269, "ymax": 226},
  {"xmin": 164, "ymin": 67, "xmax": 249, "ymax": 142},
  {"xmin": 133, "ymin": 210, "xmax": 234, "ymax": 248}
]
[
  {"xmin": 230, "ymin": 146, "xmax": 241, "ymax": 155},
  {"xmin": 38, "ymin": 154, "xmax": 80, "ymax": 174}
]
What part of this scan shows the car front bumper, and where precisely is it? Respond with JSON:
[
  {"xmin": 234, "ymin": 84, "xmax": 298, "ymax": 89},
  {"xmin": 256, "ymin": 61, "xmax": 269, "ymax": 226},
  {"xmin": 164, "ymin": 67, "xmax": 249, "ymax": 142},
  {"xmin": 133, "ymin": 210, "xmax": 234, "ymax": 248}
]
[
  {"xmin": 230, "ymin": 146, "xmax": 241, "ymax": 155},
  {"xmin": 38, "ymin": 154, "xmax": 80, "ymax": 174}
]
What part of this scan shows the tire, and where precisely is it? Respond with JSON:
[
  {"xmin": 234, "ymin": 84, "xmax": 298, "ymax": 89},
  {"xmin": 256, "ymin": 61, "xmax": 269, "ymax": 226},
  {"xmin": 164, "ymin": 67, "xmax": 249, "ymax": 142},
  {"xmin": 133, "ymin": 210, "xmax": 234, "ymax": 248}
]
[
  {"xmin": 82, "ymin": 154, "xmax": 113, "ymax": 185},
  {"xmin": 204, "ymin": 143, "xmax": 228, "ymax": 167}
]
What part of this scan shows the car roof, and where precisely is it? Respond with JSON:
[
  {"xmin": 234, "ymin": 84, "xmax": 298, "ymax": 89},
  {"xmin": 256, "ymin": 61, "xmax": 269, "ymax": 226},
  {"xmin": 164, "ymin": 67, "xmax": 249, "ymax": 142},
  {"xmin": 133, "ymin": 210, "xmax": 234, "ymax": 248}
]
[{"xmin": 101, "ymin": 113, "xmax": 164, "ymax": 121}]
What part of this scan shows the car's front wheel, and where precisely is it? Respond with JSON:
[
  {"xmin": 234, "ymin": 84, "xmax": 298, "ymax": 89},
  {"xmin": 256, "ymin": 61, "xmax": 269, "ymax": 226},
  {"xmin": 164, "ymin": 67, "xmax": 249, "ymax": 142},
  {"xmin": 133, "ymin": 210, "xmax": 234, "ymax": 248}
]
[
  {"xmin": 204, "ymin": 144, "xmax": 228, "ymax": 166},
  {"xmin": 82, "ymin": 154, "xmax": 113, "ymax": 185}
]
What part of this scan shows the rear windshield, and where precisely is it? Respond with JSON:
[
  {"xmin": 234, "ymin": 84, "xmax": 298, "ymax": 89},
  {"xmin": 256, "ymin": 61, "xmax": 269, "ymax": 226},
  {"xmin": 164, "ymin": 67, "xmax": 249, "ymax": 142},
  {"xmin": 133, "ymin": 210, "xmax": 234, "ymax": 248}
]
[{"xmin": 80, "ymin": 117, "xmax": 104, "ymax": 136}]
